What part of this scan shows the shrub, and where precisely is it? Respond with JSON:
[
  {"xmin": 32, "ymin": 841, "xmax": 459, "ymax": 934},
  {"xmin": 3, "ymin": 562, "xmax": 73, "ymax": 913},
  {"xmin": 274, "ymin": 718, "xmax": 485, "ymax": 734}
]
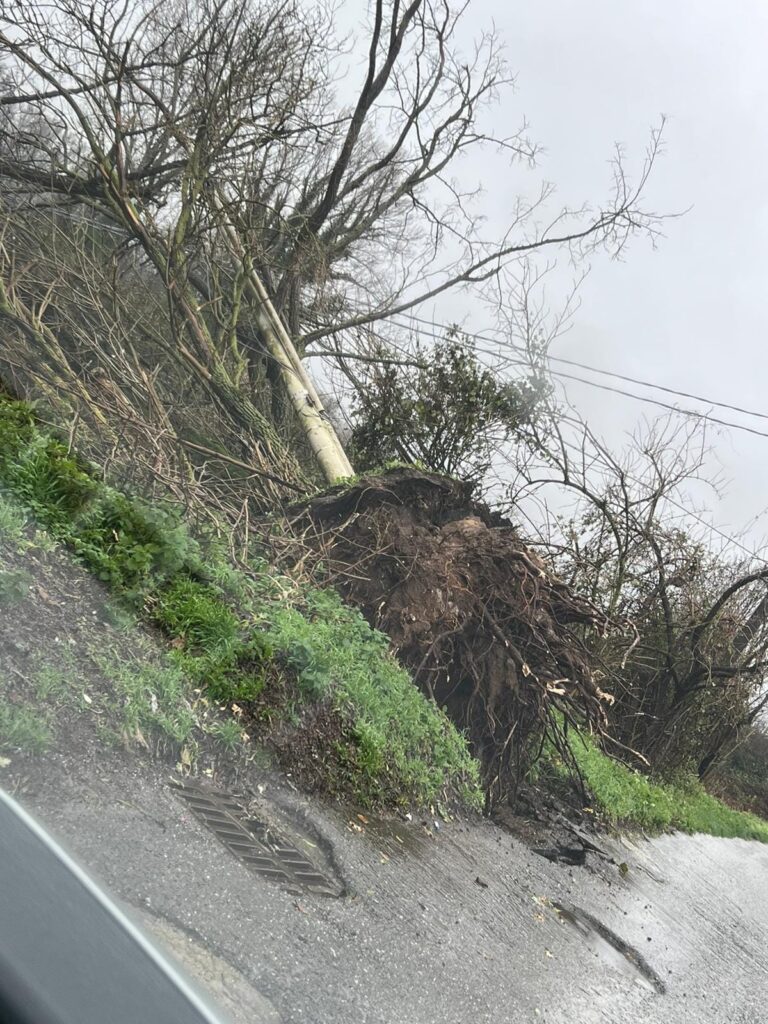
[{"xmin": 72, "ymin": 492, "xmax": 202, "ymax": 596}]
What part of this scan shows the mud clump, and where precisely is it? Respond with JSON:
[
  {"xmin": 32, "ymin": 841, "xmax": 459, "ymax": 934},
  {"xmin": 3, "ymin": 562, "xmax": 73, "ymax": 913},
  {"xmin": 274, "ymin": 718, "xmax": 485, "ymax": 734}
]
[{"xmin": 277, "ymin": 468, "xmax": 616, "ymax": 805}]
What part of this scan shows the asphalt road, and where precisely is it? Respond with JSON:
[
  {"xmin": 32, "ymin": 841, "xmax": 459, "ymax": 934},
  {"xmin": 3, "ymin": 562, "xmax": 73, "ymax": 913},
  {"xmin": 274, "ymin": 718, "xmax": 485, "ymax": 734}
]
[{"xmin": 6, "ymin": 754, "xmax": 768, "ymax": 1024}]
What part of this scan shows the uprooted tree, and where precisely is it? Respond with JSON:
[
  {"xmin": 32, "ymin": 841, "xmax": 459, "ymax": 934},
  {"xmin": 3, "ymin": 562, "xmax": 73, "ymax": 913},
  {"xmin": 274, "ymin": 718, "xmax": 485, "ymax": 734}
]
[
  {"xmin": 1, "ymin": 0, "xmax": 704, "ymax": 805},
  {"xmin": 0, "ymin": 0, "xmax": 665, "ymax": 522},
  {"xmin": 269, "ymin": 467, "xmax": 621, "ymax": 807}
]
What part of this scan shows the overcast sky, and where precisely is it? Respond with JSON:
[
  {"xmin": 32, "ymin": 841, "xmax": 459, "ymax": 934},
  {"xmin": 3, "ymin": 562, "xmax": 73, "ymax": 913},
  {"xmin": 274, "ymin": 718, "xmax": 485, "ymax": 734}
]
[{"xmin": 421, "ymin": 0, "xmax": 768, "ymax": 553}]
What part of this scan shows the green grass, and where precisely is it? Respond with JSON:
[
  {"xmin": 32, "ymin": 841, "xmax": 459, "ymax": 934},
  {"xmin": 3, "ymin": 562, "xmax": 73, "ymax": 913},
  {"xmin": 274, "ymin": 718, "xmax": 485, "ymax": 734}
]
[
  {"xmin": 154, "ymin": 577, "xmax": 240, "ymax": 649},
  {"xmin": 32, "ymin": 662, "xmax": 77, "ymax": 702},
  {"xmin": 0, "ymin": 655, "xmax": 80, "ymax": 755},
  {"xmin": 259, "ymin": 588, "xmax": 481, "ymax": 807},
  {"xmin": 26, "ymin": 642, "xmax": 246, "ymax": 759},
  {"xmin": 569, "ymin": 734, "xmax": 768, "ymax": 843},
  {"xmin": 0, "ymin": 491, "xmax": 28, "ymax": 548},
  {"xmin": 0, "ymin": 389, "xmax": 482, "ymax": 810},
  {"xmin": 27, "ymin": 644, "xmax": 203, "ymax": 753},
  {"xmin": 205, "ymin": 718, "xmax": 246, "ymax": 751},
  {"xmin": 0, "ymin": 702, "xmax": 52, "ymax": 753},
  {"xmin": 90, "ymin": 651, "xmax": 198, "ymax": 747}
]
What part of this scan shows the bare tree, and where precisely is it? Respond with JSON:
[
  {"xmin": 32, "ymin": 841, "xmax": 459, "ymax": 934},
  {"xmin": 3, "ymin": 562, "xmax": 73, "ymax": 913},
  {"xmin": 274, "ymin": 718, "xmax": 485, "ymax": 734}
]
[
  {"xmin": 513, "ymin": 407, "xmax": 768, "ymax": 777},
  {"xmin": 0, "ymin": 0, "xmax": 665, "ymax": 498}
]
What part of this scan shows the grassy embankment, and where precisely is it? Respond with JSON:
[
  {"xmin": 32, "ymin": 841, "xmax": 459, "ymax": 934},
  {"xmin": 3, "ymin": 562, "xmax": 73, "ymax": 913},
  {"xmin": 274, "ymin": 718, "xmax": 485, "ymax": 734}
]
[
  {"xmin": 565, "ymin": 735, "xmax": 768, "ymax": 842},
  {"xmin": 1, "ymin": 390, "xmax": 767, "ymax": 840},
  {"xmin": 0, "ymin": 391, "xmax": 481, "ymax": 810}
]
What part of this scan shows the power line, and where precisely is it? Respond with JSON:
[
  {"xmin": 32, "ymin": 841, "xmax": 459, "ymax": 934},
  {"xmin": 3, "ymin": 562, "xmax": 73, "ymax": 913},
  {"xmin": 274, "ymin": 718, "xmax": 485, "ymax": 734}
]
[
  {"xmin": 380, "ymin": 314, "xmax": 768, "ymax": 443},
  {"xmin": 550, "ymin": 370, "xmax": 768, "ymax": 441},
  {"xmin": 387, "ymin": 312, "xmax": 768, "ymax": 427},
  {"xmin": 546, "ymin": 353, "xmax": 768, "ymax": 424},
  {"xmin": 362, "ymin": 315, "xmax": 768, "ymax": 562}
]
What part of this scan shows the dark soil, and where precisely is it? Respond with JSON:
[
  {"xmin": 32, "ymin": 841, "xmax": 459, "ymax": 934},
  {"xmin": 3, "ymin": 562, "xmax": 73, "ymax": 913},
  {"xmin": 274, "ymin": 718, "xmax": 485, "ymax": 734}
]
[
  {"xmin": 248, "ymin": 677, "xmax": 379, "ymax": 807},
  {"xmin": 1, "ymin": 540, "xmax": 131, "ymax": 763},
  {"xmin": 275, "ymin": 468, "xmax": 616, "ymax": 805},
  {"xmin": 0, "ymin": 535, "xmax": 263, "ymax": 792}
]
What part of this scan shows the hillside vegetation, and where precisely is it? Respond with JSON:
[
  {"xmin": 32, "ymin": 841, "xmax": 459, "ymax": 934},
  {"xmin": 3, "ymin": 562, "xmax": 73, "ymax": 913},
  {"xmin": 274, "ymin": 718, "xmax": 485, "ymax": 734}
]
[
  {"xmin": 0, "ymin": 390, "xmax": 481, "ymax": 810},
  {"xmin": 3, "ymin": 390, "xmax": 768, "ymax": 844},
  {"xmin": 1, "ymin": 0, "xmax": 767, "ymax": 843}
]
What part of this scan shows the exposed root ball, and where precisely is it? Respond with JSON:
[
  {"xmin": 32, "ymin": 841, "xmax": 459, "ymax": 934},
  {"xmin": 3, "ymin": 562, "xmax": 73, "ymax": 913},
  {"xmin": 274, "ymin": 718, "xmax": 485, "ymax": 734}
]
[{"xmin": 278, "ymin": 469, "xmax": 615, "ymax": 804}]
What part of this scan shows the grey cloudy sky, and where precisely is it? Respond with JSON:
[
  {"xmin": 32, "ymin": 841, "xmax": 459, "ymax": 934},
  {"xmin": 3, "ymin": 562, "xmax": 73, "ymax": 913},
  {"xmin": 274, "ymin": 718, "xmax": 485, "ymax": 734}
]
[{"xmin": 438, "ymin": 0, "xmax": 768, "ymax": 550}]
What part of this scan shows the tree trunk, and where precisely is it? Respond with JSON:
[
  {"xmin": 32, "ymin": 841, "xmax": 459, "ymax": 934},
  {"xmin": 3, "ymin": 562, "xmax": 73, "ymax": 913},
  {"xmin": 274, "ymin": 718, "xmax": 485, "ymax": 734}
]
[{"xmin": 211, "ymin": 192, "xmax": 354, "ymax": 485}]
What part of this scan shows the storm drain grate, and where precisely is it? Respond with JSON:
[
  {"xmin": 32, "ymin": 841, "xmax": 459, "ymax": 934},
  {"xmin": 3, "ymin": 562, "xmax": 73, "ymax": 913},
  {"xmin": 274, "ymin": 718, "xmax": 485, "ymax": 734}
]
[{"xmin": 170, "ymin": 779, "xmax": 341, "ymax": 896}]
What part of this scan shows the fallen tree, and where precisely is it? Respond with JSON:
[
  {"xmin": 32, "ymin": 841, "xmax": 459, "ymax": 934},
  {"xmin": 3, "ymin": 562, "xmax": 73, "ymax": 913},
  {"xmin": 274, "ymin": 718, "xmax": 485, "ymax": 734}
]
[{"xmin": 269, "ymin": 467, "xmax": 618, "ymax": 806}]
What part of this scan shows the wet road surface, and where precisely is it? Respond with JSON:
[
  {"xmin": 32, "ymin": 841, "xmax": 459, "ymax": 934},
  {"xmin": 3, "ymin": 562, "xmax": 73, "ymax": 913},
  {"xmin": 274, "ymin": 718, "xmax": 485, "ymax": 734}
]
[{"xmin": 7, "ymin": 756, "xmax": 768, "ymax": 1024}]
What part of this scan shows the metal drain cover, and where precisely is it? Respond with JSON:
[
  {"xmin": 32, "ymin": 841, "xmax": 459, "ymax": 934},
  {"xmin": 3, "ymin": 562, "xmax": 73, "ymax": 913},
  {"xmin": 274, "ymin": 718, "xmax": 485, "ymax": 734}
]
[{"xmin": 171, "ymin": 779, "xmax": 341, "ymax": 896}]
